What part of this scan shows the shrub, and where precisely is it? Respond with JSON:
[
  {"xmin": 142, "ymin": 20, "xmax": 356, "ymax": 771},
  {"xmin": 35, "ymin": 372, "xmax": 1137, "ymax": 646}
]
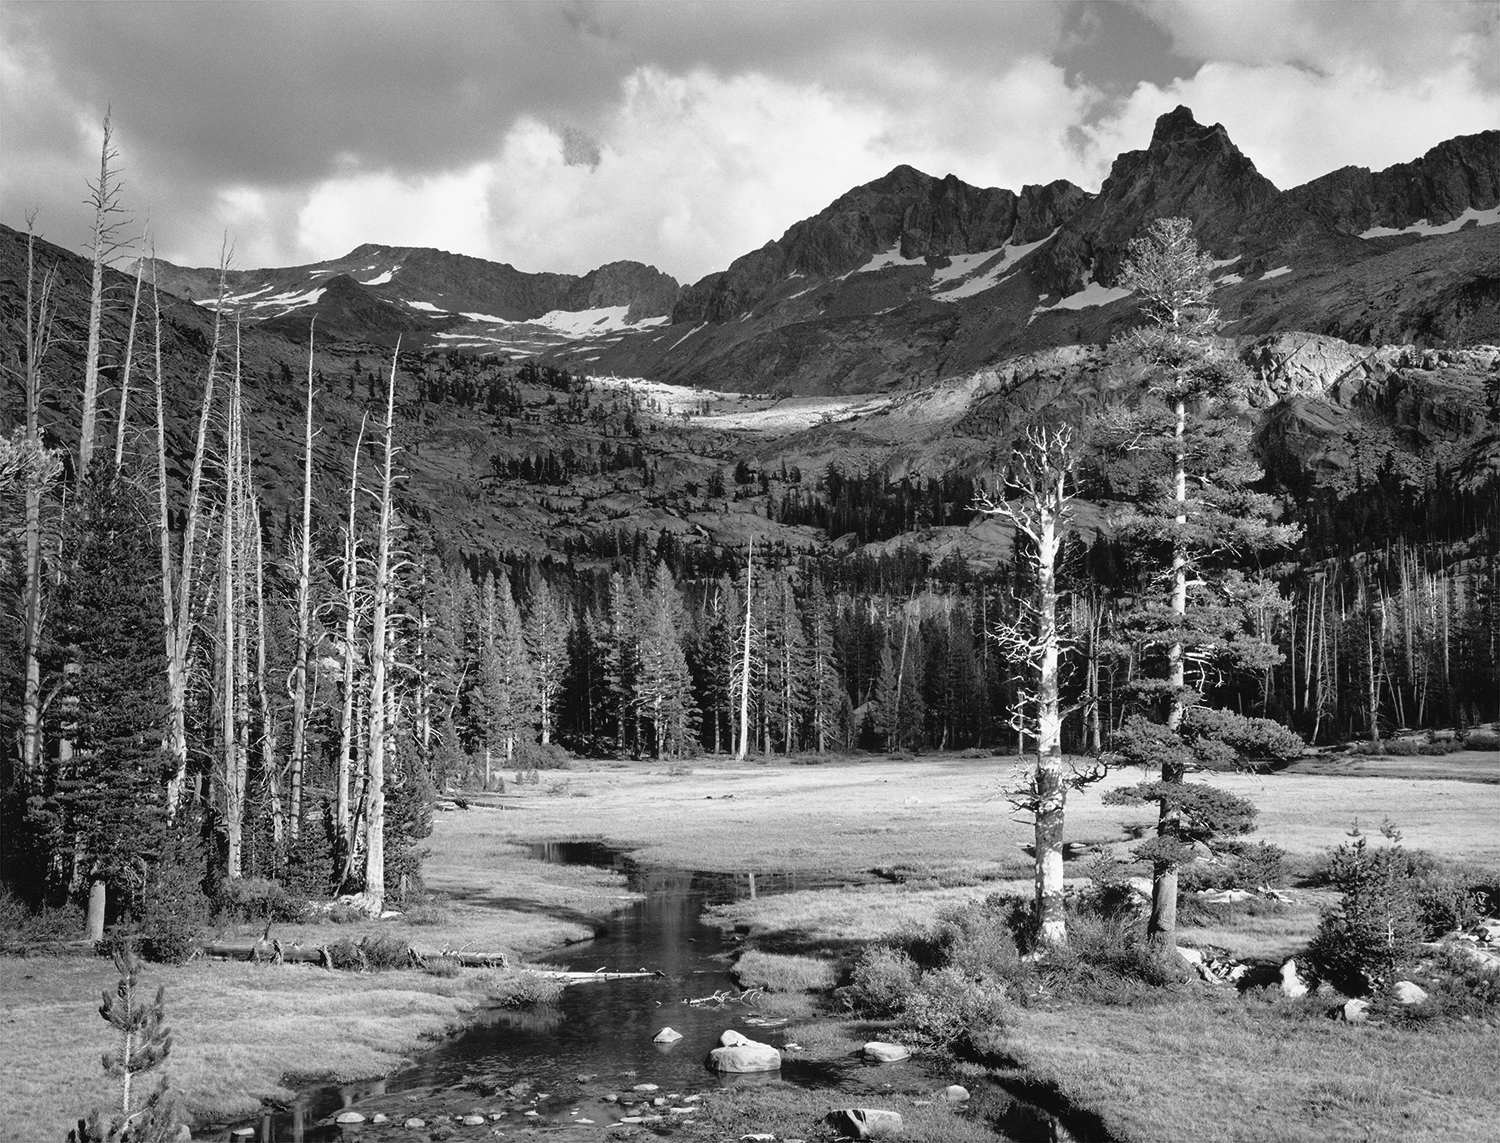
[
  {"xmin": 325, "ymin": 934, "xmax": 411, "ymax": 971},
  {"xmin": 1180, "ymin": 840, "xmax": 1287, "ymax": 892},
  {"xmin": 324, "ymin": 899, "xmax": 368, "ymax": 924},
  {"xmin": 1463, "ymin": 731, "xmax": 1500, "ymax": 751},
  {"xmin": 401, "ymin": 899, "xmax": 446, "ymax": 926},
  {"xmin": 215, "ymin": 877, "xmax": 307, "ymax": 925},
  {"xmin": 896, "ymin": 966, "xmax": 1009, "ymax": 1055},
  {"xmin": 847, "ymin": 946, "xmax": 920, "ymax": 1017},
  {"xmin": 0, "ymin": 886, "xmax": 84, "ymax": 944}
]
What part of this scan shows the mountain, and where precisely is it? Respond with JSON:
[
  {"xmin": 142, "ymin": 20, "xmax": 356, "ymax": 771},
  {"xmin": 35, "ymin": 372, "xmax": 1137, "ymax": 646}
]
[
  {"xmin": 149, "ymin": 243, "xmax": 681, "ymax": 352},
  {"xmin": 138, "ymin": 107, "xmax": 1498, "ymax": 395},
  {"xmin": 567, "ymin": 108, "xmax": 1500, "ymax": 394}
]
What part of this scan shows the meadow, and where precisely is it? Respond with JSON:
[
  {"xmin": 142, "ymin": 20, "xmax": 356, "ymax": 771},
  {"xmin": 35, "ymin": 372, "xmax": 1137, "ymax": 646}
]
[{"xmin": 3, "ymin": 748, "xmax": 1496, "ymax": 1141}]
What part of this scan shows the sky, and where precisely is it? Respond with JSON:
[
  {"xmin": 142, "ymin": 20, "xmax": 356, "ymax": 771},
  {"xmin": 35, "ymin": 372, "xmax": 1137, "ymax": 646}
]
[{"xmin": 2, "ymin": 0, "xmax": 1496, "ymax": 285}]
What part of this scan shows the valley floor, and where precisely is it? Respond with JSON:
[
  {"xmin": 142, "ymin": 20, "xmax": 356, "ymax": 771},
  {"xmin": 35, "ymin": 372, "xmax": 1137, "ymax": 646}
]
[{"xmin": 3, "ymin": 750, "xmax": 1497, "ymax": 1141}]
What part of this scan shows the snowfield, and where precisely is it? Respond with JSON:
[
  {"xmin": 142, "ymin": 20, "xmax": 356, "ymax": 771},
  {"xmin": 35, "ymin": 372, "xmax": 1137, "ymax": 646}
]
[
  {"xmin": 587, "ymin": 375, "xmax": 890, "ymax": 432},
  {"xmin": 1360, "ymin": 205, "xmax": 1500, "ymax": 239}
]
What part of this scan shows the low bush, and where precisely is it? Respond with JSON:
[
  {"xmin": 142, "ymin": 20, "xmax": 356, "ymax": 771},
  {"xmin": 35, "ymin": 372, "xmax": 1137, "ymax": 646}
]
[
  {"xmin": 324, "ymin": 899, "xmax": 369, "ymax": 924},
  {"xmin": 401, "ymin": 899, "xmax": 446, "ymax": 926},
  {"xmin": 0, "ymin": 886, "xmax": 84, "ymax": 944},
  {"xmin": 896, "ymin": 966, "xmax": 1010, "ymax": 1055},
  {"xmin": 215, "ymin": 876, "xmax": 307, "ymax": 924},
  {"xmin": 326, "ymin": 933, "xmax": 412, "ymax": 971},
  {"xmin": 1179, "ymin": 841, "xmax": 1288, "ymax": 893},
  {"xmin": 1463, "ymin": 731, "xmax": 1500, "ymax": 751},
  {"xmin": 847, "ymin": 946, "xmax": 920, "ymax": 1017}
]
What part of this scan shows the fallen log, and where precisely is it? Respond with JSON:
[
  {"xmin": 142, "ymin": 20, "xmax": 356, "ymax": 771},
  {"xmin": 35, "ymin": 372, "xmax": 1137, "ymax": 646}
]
[{"xmin": 200, "ymin": 939, "xmax": 331, "ymax": 967}]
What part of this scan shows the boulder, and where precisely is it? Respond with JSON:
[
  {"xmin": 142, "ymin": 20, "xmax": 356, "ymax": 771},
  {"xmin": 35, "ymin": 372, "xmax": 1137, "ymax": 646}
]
[
  {"xmin": 719, "ymin": 1030, "xmax": 752, "ymax": 1048},
  {"xmin": 403, "ymin": 1120, "xmax": 426, "ymax": 1129},
  {"xmin": 827, "ymin": 1108, "xmax": 904, "ymax": 1139},
  {"xmin": 334, "ymin": 1111, "xmax": 365, "ymax": 1125},
  {"xmin": 1342, "ymin": 998, "xmax": 1370, "ymax": 1024},
  {"xmin": 653, "ymin": 1027, "xmax": 684, "ymax": 1044},
  {"xmin": 862, "ymin": 1041, "xmax": 911, "ymax": 1063},
  {"xmin": 740, "ymin": 1135, "xmax": 775, "ymax": 1143},
  {"xmin": 1392, "ymin": 980, "xmax": 1429, "ymax": 1006},
  {"xmin": 632, "ymin": 1083, "xmax": 660, "ymax": 1093},
  {"xmin": 941, "ymin": 1085, "xmax": 971, "ymax": 1103},
  {"xmin": 371, "ymin": 1113, "xmax": 388, "ymax": 1124},
  {"xmin": 1280, "ymin": 959, "xmax": 1308, "ymax": 999},
  {"xmin": 709, "ymin": 1039, "xmax": 782, "ymax": 1073},
  {"xmin": 461, "ymin": 1113, "xmax": 487, "ymax": 1125}
]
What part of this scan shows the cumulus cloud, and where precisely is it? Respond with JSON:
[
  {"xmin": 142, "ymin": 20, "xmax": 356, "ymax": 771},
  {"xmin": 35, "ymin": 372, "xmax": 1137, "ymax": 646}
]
[{"xmin": 2, "ymin": 0, "xmax": 1494, "ymax": 281}]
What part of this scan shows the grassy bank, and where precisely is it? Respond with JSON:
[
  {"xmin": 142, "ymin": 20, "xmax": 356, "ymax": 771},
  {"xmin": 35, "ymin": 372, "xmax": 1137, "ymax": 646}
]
[
  {"xmin": 1, "ymin": 832, "xmax": 633, "ymax": 1141},
  {"xmin": 5, "ymin": 751, "xmax": 1496, "ymax": 1141}
]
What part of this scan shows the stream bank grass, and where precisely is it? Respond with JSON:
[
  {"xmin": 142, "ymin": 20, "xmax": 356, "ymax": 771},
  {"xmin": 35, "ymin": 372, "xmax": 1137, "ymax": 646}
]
[
  {"xmin": 1002, "ymin": 994, "xmax": 1498, "ymax": 1143},
  {"xmin": 732, "ymin": 949, "xmax": 837, "ymax": 992}
]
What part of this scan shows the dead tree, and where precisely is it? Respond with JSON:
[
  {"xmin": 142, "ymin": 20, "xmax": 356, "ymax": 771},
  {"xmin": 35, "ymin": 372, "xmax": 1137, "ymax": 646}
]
[
  {"xmin": 79, "ymin": 111, "xmax": 129, "ymax": 484},
  {"xmin": 980, "ymin": 424, "xmax": 1078, "ymax": 947}
]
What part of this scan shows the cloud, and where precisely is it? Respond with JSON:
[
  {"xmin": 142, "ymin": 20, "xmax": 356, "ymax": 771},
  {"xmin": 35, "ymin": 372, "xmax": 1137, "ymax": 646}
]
[{"xmin": 3, "ymin": 0, "xmax": 1495, "ymax": 282}]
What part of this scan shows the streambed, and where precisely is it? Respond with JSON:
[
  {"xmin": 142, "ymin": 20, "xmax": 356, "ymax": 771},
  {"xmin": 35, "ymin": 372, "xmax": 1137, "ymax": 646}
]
[{"xmin": 212, "ymin": 842, "xmax": 1072, "ymax": 1141}]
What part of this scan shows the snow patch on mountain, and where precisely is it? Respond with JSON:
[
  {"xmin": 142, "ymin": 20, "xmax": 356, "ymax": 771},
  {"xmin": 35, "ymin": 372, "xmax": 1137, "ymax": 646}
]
[
  {"xmin": 857, "ymin": 244, "xmax": 926, "ymax": 273},
  {"xmin": 360, "ymin": 268, "xmax": 397, "ymax": 285},
  {"xmin": 933, "ymin": 231, "xmax": 1058, "ymax": 302},
  {"xmin": 1261, "ymin": 266, "xmax": 1292, "ymax": 280},
  {"xmin": 1029, "ymin": 280, "xmax": 1132, "ymax": 322},
  {"xmin": 1360, "ymin": 205, "xmax": 1500, "ymax": 239},
  {"xmin": 461, "ymin": 311, "xmax": 507, "ymax": 323},
  {"xmin": 931, "ymin": 248, "xmax": 1005, "ymax": 284},
  {"xmin": 405, "ymin": 300, "xmax": 448, "ymax": 313}
]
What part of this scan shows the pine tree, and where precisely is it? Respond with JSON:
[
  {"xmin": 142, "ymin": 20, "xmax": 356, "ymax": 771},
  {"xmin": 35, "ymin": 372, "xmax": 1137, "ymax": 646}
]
[
  {"xmin": 805, "ymin": 579, "xmax": 848, "ymax": 753},
  {"xmin": 69, "ymin": 944, "xmax": 180, "ymax": 1143},
  {"xmin": 1098, "ymin": 218, "xmax": 1304, "ymax": 961},
  {"xmin": 634, "ymin": 563, "xmax": 698, "ymax": 758}
]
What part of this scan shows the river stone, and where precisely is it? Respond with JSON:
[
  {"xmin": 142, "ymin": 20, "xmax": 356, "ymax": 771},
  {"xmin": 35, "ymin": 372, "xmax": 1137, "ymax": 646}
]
[
  {"xmin": 371, "ymin": 1113, "xmax": 388, "ymax": 1124},
  {"xmin": 461, "ymin": 1113, "xmax": 487, "ymax": 1125},
  {"xmin": 942, "ymin": 1085, "xmax": 971, "ymax": 1103},
  {"xmin": 862, "ymin": 1041, "xmax": 911, "ymax": 1063},
  {"xmin": 231, "ymin": 1130, "xmax": 254, "ymax": 1139},
  {"xmin": 633, "ymin": 1083, "xmax": 660, "ymax": 1092},
  {"xmin": 827, "ymin": 1108, "xmax": 904, "ymax": 1139},
  {"xmin": 403, "ymin": 1119, "xmax": 425, "ymax": 1129},
  {"xmin": 1280, "ymin": 959, "xmax": 1308, "ymax": 998},
  {"xmin": 1342, "ymin": 999, "xmax": 1370, "ymax": 1024},
  {"xmin": 334, "ymin": 1111, "xmax": 366, "ymax": 1124},
  {"xmin": 719, "ymin": 1029, "xmax": 752, "ymax": 1047},
  {"xmin": 708, "ymin": 1039, "xmax": 782, "ymax": 1073},
  {"xmin": 740, "ymin": 1135, "xmax": 775, "ymax": 1142},
  {"xmin": 1393, "ymin": 980, "xmax": 1429, "ymax": 1005},
  {"xmin": 653, "ymin": 1026, "xmax": 684, "ymax": 1043}
]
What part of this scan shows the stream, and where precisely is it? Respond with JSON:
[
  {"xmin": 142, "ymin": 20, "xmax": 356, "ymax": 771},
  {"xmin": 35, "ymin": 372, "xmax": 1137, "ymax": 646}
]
[{"xmin": 213, "ymin": 842, "xmax": 1077, "ymax": 1142}]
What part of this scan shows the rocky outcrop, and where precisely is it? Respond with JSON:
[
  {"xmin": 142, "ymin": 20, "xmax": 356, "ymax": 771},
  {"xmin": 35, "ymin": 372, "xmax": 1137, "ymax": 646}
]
[
  {"xmin": 862, "ymin": 1041, "xmax": 911, "ymax": 1063},
  {"xmin": 1282, "ymin": 130, "xmax": 1500, "ymax": 236},
  {"xmin": 827, "ymin": 1108, "xmax": 904, "ymax": 1139}
]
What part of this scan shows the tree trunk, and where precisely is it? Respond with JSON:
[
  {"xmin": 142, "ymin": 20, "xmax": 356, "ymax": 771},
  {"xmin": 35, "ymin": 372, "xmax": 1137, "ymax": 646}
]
[
  {"xmin": 79, "ymin": 114, "xmax": 121, "ymax": 486},
  {"xmin": 164, "ymin": 251, "xmax": 227, "ymax": 812},
  {"xmin": 288, "ymin": 324, "xmax": 316, "ymax": 842},
  {"xmin": 1033, "ymin": 486, "xmax": 1066, "ymax": 946},
  {"xmin": 736, "ymin": 539, "xmax": 753, "ymax": 761},
  {"xmin": 1148, "ymin": 395, "xmax": 1189, "ymax": 963},
  {"xmin": 363, "ymin": 344, "xmax": 399, "ymax": 912},
  {"xmin": 336, "ymin": 419, "xmax": 367, "ymax": 847},
  {"xmin": 20, "ymin": 219, "xmax": 55, "ymax": 788},
  {"xmin": 112, "ymin": 258, "xmax": 144, "ymax": 472}
]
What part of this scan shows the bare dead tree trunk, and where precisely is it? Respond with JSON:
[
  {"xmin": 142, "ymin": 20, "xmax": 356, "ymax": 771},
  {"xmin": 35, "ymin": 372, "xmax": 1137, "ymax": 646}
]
[
  {"xmin": 336, "ymin": 418, "xmax": 367, "ymax": 852},
  {"xmin": 164, "ymin": 249, "xmax": 228, "ymax": 811},
  {"xmin": 20, "ymin": 215, "xmax": 58, "ymax": 786},
  {"xmin": 79, "ymin": 112, "xmax": 127, "ymax": 485},
  {"xmin": 251, "ymin": 479, "xmax": 283, "ymax": 856},
  {"xmin": 288, "ymin": 322, "xmax": 317, "ymax": 842},
  {"xmin": 362, "ymin": 343, "xmax": 400, "ymax": 913},
  {"xmin": 736, "ymin": 538, "xmax": 753, "ymax": 761},
  {"xmin": 112, "ymin": 256, "xmax": 144, "ymax": 472},
  {"xmin": 981, "ymin": 425, "xmax": 1075, "ymax": 947}
]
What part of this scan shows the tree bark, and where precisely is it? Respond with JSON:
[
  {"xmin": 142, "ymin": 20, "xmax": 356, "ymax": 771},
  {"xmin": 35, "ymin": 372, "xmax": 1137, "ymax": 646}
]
[
  {"xmin": 112, "ymin": 258, "xmax": 144, "ymax": 472},
  {"xmin": 736, "ymin": 538, "xmax": 753, "ymax": 761}
]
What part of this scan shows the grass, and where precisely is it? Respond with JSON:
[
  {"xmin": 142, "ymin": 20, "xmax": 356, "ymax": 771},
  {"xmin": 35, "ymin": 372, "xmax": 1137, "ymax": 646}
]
[
  {"xmin": 6, "ymin": 751, "xmax": 1498, "ymax": 1141},
  {"xmin": 732, "ymin": 949, "xmax": 838, "ymax": 992},
  {"xmin": 1001, "ymin": 995, "xmax": 1499, "ymax": 1142}
]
